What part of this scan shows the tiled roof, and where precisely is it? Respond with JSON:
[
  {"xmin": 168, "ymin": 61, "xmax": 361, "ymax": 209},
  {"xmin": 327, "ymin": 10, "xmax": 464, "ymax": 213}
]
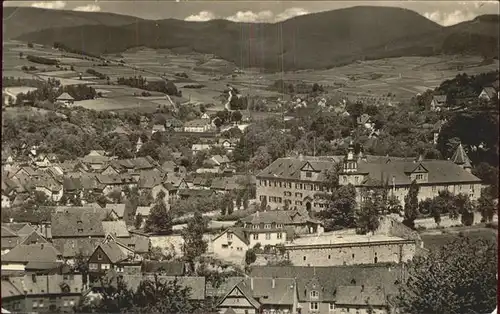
[
  {"xmin": 257, "ymin": 156, "xmax": 341, "ymax": 181},
  {"xmin": 24, "ymin": 261, "xmax": 64, "ymax": 271},
  {"xmin": 51, "ymin": 207, "xmax": 109, "ymax": 238},
  {"xmin": 205, "ymin": 276, "xmax": 245, "ymax": 297},
  {"xmin": 243, "ymin": 277, "xmax": 296, "ymax": 305},
  {"xmin": 358, "ymin": 159, "xmax": 480, "ymax": 186},
  {"xmin": 1, "ymin": 225, "xmax": 18, "ymax": 238},
  {"xmin": 250, "ymin": 264, "xmax": 405, "ymax": 302},
  {"xmin": 241, "ymin": 209, "xmax": 320, "ymax": 226},
  {"xmin": 137, "ymin": 170, "xmax": 164, "ymax": 189},
  {"xmin": 118, "ymin": 235, "xmax": 150, "ymax": 254},
  {"xmin": 8, "ymin": 274, "xmax": 84, "ymax": 295},
  {"xmin": 335, "ymin": 285, "xmax": 388, "ymax": 306},
  {"xmin": 96, "ymin": 174, "xmax": 136, "ymax": 185},
  {"xmin": 2, "ymin": 243, "xmax": 61, "ymax": 263},
  {"xmin": 211, "ymin": 177, "xmax": 241, "ymax": 191},
  {"xmin": 105, "ymin": 203, "xmax": 126, "ymax": 218},
  {"xmin": 102, "ymin": 221, "xmax": 130, "ymax": 238},
  {"xmin": 53, "ymin": 238, "xmax": 102, "ymax": 258},
  {"xmin": 1, "ymin": 280, "xmax": 23, "ymax": 298},
  {"xmin": 98, "ymin": 242, "xmax": 130, "ymax": 263},
  {"xmin": 212, "ymin": 155, "xmax": 230, "ymax": 164},
  {"xmin": 141, "ymin": 261, "xmax": 184, "ymax": 275},
  {"xmin": 81, "ymin": 155, "xmax": 109, "ymax": 165}
]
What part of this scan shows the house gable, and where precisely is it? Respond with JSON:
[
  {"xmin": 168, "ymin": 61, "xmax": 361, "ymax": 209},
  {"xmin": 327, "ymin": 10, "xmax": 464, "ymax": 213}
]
[
  {"xmin": 88, "ymin": 246, "xmax": 112, "ymax": 265},
  {"xmin": 218, "ymin": 285, "xmax": 260, "ymax": 310}
]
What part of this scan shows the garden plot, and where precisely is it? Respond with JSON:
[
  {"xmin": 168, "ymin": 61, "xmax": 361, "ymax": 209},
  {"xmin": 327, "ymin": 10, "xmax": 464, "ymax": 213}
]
[{"xmin": 74, "ymin": 96, "xmax": 159, "ymax": 111}]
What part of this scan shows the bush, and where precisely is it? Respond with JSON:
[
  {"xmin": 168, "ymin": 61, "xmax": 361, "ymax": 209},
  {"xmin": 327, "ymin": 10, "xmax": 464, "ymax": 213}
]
[{"xmin": 26, "ymin": 55, "xmax": 58, "ymax": 65}]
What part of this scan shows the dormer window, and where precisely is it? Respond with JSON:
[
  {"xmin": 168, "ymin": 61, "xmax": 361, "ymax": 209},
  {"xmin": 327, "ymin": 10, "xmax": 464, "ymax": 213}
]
[
  {"xmin": 415, "ymin": 174, "xmax": 423, "ymax": 180},
  {"xmin": 306, "ymin": 172, "xmax": 312, "ymax": 178},
  {"xmin": 276, "ymin": 224, "xmax": 283, "ymax": 228},
  {"xmin": 310, "ymin": 290, "xmax": 319, "ymax": 299},
  {"xmin": 227, "ymin": 233, "xmax": 233, "ymax": 240},
  {"xmin": 253, "ymin": 225, "xmax": 259, "ymax": 229},
  {"xmin": 264, "ymin": 224, "xmax": 271, "ymax": 229}
]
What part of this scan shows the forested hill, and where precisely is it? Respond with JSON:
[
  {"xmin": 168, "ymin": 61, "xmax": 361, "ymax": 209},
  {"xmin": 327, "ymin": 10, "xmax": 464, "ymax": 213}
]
[
  {"xmin": 11, "ymin": 6, "xmax": 499, "ymax": 71},
  {"xmin": 3, "ymin": 6, "xmax": 143, "ymax": 39}
]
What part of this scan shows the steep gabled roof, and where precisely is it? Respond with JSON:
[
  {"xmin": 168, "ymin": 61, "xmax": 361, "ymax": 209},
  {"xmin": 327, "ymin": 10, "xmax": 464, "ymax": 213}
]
[
  {"xmin": 97, "ymin": 241, "xmax": 131, "ymax": 264},
  {"xmin": 335, "ymin": 285, "xmax": 387, "ymax": 306},
  {"xmin": 2, "ymin": 243, "xmax": 61, "ymax": 264}
]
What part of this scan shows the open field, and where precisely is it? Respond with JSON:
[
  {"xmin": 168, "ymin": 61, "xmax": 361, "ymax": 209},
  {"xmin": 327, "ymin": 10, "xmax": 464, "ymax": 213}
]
[
  {"xmin": 4, "ymin": 86, "xmax": 38, "ymax": 96},
  {"xmin": 74, "ymin": 96, "xmax": 160, "ymax": 112},
  {"xmin": 420, "ymin": 226, "xmax": 497, "ymax": 252},
  {"xmin": 3, "ymin": 41, "xmax": 499, "ymax": 112}
]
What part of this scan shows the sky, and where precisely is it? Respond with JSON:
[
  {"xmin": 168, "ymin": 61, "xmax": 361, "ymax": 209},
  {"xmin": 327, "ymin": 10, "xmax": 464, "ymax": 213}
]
[{"xmin": 3, "ymin": 0, "xmax": 499, "ymax": 26}]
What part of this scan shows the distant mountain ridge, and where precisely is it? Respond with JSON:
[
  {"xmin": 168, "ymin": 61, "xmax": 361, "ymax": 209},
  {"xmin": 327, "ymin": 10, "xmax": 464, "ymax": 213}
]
[
  {"xmin": 3, "ymin": 6, "xmax": 143, "ymax": 39},
  {"xmin": 6, "ymin": 6, "xmax": 500, "ymax": 71}
]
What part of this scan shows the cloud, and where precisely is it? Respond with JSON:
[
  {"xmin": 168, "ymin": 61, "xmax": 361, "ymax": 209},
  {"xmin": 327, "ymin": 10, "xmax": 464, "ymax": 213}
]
[
  {"xmin": 274, "ymin": 7, "xmax": 309, "ymax": 22},
  {"xmin": 424, "ymin": 10, "xmax": 476, "ymax": 26},
  {"xmin": 226, "ymin": 10, "xmax": 274, "ymax": 23},
  {"xmin": 185, "ymin": 7, "xmax": 309, "ymax": 24},
  {"xmin": 31, "ymin": 1, "xmax": 66, "ymax": 9},
  {"xmin": 185, "ymin": 11, "xmax": 216, "ymax": 22},
  {"xmin": 73, "ymin": 4, "xmax": 101, "ymax": 12}
]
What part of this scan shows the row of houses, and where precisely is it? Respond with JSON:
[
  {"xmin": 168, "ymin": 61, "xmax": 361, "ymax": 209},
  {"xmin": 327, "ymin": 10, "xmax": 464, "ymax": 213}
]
[{"xmin": 1, "ymin": 263, "xmax": 405, "ymax": 314}]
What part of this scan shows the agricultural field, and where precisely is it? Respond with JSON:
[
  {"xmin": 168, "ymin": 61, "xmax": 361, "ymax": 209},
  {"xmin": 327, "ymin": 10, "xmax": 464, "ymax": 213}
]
[
  {"xmin": 3, "ymin": 40, "xmax": 498, "ymax": 112},
  {"xmin": 420, "ymin": 226, "xmax": 497, "ymax": 252}
]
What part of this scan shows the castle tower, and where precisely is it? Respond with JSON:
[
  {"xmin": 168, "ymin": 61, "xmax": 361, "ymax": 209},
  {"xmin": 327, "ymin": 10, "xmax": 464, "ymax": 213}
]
[
  {"xmin": 344, "ymin": 141, "xmax": 358, "ymax": 173},
  {"xmin": 451, "ymin": 143, "xmax": 472, "ymax": 173}
]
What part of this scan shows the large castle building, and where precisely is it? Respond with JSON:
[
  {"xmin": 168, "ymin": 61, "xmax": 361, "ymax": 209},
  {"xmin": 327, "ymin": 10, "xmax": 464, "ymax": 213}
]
[{"xmin": 256, "ymin": 143, "xmax": 482, "ymax": 211}]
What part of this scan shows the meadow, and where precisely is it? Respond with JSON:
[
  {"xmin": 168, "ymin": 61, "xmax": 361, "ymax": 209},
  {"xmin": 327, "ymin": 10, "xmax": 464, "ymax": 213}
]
[{"xmin": 3, "ymin": 41, "xmax": 499, "ymax": 112}]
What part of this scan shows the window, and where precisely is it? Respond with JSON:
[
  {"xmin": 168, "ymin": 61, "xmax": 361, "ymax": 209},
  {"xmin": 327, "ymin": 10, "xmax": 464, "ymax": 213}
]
[
  {"xmin": 253, "ymin": 225, "xmax": 259, "ymax": 229},
  {"xmin": 343, "ymin": 176, "xmax": 347, "ymax": 183},
  {"xmin": 295, "ymin": 192, "xmax": 302, "ymax": 198},
  {"xmin": 227, "ymin": 233, "xmax": 233, "ymax": 240},
  {"xmin": 237, "ymin": 247, "xmax": 243, "ymax": 251},
  {"xmin": 299, "ymin": 184, "xmax": 303, "ymax": 189},
  {"xmin": 265, "ymin": 233, "xmax": 271, "ymax": 240},
  {"xmin": 253, "ymin": 234, "xmax": 259, "ymax": 240},
  {"xmin": 277, "ymin": 224, "xmax": 283, "ymax": 228},
  {"xmin": 89, "ymin": 263, "xmax": 98, "ymax": 270},
  {"xmin": 279, "ymin": 182, "xmax": 282, "ymax": 188},
  {"xmin": 102, "ymin": 264, "xmax": 110, "ymax": 270},
  {"xmin": 265, "ymin": 224, "xmax": 271, "ymax": 229},
  {"xmin": 328, "ymin": 255, "xmax": 331, "ymax": 259},
  {"xmin": 264, "ymin": 181, "xmax": 268, "ymax": 187},
  {"xmin": 33, "ymin": 301, "xmax": 38, "ymax": 308},
  {"xmin": 310, "ymin": 290, "xmax": 319, "ymax": 298},
  {"xmin": 221, "ymin": 244, "xmax": 228, "ymax": 249},
  {"xmin": 63, "ymin": 300, "xmax": 69, "ymax": 307},
  {"xmin": 310, "ymin": 302, "xmax": 319, "ymax": 310},
  {"xmin": 288, "ymin": 182, "xmax": 292, "ymax": 188},
  {"xmin": 77, "ymin": 228, "xmax": 83, "ymax": 233},
  {"xmin": 306, "ymin": 171, "xmax": 312, "ymax": 178},
  {"xmin": 38, "ymin": 300, "xmax": 44, "ymax": 308},
  {"xmin": 303, "ymin": 256, "xmax": 307, "ymax": 261},
  {"xmin": 416, "ymin": 174, "xmax": 423, "ymax": 180},
  {"xmin": 70, "ymin": 300, "xmax": 75, "ymax": 306},
  {"xmin": 355, "ymin": 176, "xmax": 359, "ymax": 184},
  {"xmin": 329, "ymin": 303, "xmax": 335, "ymax": 311},
  {"xmin": 432, "ymin": 186, "xmax": 436, "ymax": 192},
  {"xmin": 277, "ymin": 233, "xmax": 283, "ymax": 239},
  {"xmin": 116, "ymin": 266, "xmax": 124, "ymax": 273},
  {"xmin": 352, "ymin": 254, "xmax": 355, "ymax": 259},
  {"xmin": 97, "ymin": 253, "xmax": 103, "ymax": 260}
]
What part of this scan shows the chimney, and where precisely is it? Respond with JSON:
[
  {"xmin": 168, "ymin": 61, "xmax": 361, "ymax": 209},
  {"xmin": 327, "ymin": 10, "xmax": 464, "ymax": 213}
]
[{"xmin": 272, "ymin": 278, "xmax": 275, "ymax": 289}]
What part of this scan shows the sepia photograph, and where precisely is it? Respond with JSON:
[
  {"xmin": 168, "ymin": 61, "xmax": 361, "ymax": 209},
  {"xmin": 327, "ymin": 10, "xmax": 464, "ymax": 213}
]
[{"xmin": 1, "ymin": 0, "xmax": 499, "ymax": 313}]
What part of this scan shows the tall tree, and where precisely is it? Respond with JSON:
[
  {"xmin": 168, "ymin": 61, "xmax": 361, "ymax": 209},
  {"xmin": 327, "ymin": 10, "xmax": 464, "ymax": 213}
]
[
  {"xmin": 181, "ymin": 211, "xmax": 208, "ymax": 273},
  {"xmin": 403, "ymin": 180, "xmax": 420, "ymax": 229},
  {"xmin": 397, "ymin": 237, "xmax": 497, "ymax": 314},
  {"xmin": 319, "ymin": 184, "xmax": 357, "ymax": 231},
  {"xmin": 356, "ymin": 189, "xmax": 384, "ymax": 234},
  {"xmin": 144, "ymin": 191, "xmax": 173, "ymax": 235}
]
